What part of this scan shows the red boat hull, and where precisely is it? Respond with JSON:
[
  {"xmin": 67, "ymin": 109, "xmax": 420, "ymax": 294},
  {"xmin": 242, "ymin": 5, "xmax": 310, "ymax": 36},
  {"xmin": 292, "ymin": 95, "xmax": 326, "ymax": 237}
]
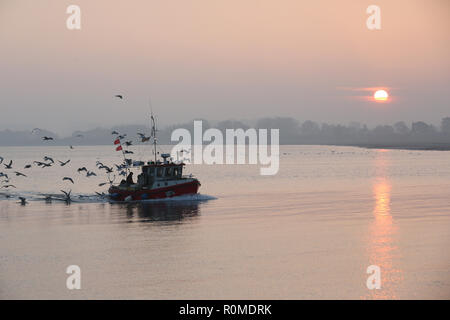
[{"xmin": 108, "ymin": 180, "xmax": 200, "ymax": 201}]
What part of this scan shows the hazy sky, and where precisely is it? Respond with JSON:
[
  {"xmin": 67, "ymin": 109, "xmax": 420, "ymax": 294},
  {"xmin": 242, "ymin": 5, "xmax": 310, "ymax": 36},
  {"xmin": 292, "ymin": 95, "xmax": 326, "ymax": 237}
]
[{"xmin": 1, "ymin": 0, "xmax": 449, "ymax": 135}]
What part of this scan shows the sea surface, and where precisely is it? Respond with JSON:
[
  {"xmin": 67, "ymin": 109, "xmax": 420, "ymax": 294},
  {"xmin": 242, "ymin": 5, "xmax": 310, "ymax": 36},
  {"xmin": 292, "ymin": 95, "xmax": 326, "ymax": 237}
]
[{"xmin": 0, "ymin": 145, "xmax": 449, "ymax": 299}]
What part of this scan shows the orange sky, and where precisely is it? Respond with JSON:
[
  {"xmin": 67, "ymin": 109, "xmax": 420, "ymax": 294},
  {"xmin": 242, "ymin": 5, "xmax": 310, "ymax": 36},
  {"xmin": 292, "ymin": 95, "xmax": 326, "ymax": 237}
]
[{"xmin": 0, "ymin": 0, "xmax": 449, "ymax": 134}]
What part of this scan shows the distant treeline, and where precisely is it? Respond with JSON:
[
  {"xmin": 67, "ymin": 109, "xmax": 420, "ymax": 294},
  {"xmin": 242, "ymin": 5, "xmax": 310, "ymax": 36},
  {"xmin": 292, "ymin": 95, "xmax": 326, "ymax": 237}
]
[{"xmin": 1, "ymin": 117, "xmax": 450, "ymax": 150}]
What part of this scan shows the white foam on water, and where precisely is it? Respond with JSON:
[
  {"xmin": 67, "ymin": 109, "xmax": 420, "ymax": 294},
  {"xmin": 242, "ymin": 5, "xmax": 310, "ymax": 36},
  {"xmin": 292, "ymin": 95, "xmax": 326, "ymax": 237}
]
[{"xmin": 0, "ymin": 191, "xmax": 216, "ymax": 204}]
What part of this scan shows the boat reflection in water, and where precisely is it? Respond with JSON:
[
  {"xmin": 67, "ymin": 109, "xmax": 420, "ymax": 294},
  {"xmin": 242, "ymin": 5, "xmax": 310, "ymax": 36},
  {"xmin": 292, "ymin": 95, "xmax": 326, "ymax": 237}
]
[
  {"xmin": 118, "ymin": 201, "xmax": 201, "ymax": 223},
  {"xmin": 366, "ymin": 150, "xmax": 403, "ymax": 299}
]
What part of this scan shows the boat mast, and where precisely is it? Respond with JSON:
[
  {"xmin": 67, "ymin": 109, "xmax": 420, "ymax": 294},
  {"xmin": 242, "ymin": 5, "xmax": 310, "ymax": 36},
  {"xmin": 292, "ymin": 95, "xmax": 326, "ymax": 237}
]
[{"xmin": 150, "ymin": 111, "xmax": 157, "ymax": 163}]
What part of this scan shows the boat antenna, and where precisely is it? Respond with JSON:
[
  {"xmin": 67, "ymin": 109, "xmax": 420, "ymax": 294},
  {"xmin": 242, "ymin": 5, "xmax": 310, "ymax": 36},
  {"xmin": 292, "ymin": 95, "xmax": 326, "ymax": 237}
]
[{"xmin": 149, "ymin": 98, "xmax": 157, "ymax": 163}]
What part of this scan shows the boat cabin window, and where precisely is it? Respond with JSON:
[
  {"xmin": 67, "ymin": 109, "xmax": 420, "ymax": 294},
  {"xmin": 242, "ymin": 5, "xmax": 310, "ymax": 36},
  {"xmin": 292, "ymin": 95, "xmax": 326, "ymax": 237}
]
[
  {"xmin": 157, "ymin": 167, "xmax": 163, "ymax": 177},
  {"xmin": 146, "ymin": 167, "xmax": 155, "ymax": 177},
  {"xmin": 173, "ymin": 166, "xmax": 182, "ymax": 178},
  {"xmin": 166, "ymin": 167, "xmax": 173, "ymax": 177}
]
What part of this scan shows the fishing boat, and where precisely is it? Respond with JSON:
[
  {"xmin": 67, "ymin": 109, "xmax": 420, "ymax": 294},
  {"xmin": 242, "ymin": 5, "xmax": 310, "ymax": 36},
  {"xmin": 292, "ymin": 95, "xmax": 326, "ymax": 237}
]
[{"xmin": 108, "ymin": 114, "xmax": 200, "ymax": 201}]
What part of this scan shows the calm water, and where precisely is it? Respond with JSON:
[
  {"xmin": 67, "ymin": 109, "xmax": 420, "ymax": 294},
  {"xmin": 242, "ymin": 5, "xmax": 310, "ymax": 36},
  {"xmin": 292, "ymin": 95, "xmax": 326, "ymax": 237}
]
[{"xmin": 0, "ymin": 145, "xmax": 449, "ymax": 299}]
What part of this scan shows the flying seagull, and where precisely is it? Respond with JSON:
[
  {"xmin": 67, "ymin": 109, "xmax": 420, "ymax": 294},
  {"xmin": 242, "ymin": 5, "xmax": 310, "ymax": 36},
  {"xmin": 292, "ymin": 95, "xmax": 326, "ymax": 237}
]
[
  {"xmin": 14, "ymin": 171, "xmax": 27, "ymax": 177},
  {"xmin": 59, "ymin": 160, "xmax": 71, "ymax": 166},
  {"xmin": 86, "ymin": 171, "xmax": 97, "ymax": 177},
  {"xmin": 42, "ymin": 136, "xmax": 53, "ymax": 141},
  {"xmin": 63, "ymin": 177, "xmax": 74, "ymax": 184},
  {"xmin": 60, "ymin": 190, "xmax": 72, "ymax": 203},
  {"xmin": 1, "ymin": 184, "xmax": 16, "ymax": 189},
  {"xmin": 44, "ymin": 156, "xmax": 54, "ymax": 163},
  {"xmin": 111, "ymin": 130, "xmax": 119, "ymax": 135},
  {"xmin": 95, "ymin": 192, "xmax": 107, "ymax": 198},
  {"xmin": 119, "ymin": 170, "xmax": 127, "ymax": 177},
  {"xmin": 24, "ymin": 164, "xmax": 32, "ymax": 169},
  {"xmin": 98, "ymin": 165, "xmax": 113, "ymax": 173},
  {"xmin": 4, "ymin": 160, "xmax": 12, "ymax": 169},
  {"xmin": 115, "ymin": 95, "xmax": 123, "ymax": 99},
  {"xmin": 77, "ymin": 167, "xmax": 87, "ymax": 173},
  {"xmin": 137, "ymin": 133, "xmax": 150, "ymax": 142},
  {"xmin": 0, "ymin": 156, "xmax": 3, "ymax": 164}
]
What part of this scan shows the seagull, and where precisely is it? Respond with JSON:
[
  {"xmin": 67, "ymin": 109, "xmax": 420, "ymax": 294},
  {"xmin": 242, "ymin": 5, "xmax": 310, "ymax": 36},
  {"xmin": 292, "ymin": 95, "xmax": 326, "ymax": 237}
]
[
  {"xmin": 114, "ymin": 95, "xmax": 123, "ymax": 99},
  {"xmin": 118, "ymin": 134, "xmax": 127, "ymax": 140},
  {"xmin": 99, "ymin": 165, "xmax": 113, "ymax": 173},
  {"xmin": 98, "ymin": 182, "xmax": 108, "ymax": 187},
  {"xmin": 124, "ymin": 150, "xmax": 133, "ymax": 154},
  {"xmin": 18, "ymin": 197, "xmax": 28, "ymax": 205},
  {"xmin": 63, "ymin": 177, "xmax": 74, "ymax": 184},
  {"xmin": 4, "ymin": 160, "xmax": 12, "ymax": 169},
  {"xmin": 41, "ymin": 162, "xmax": 52, "ymax": 168},
  {"xmin": 59, "ymin": 159, "xmax": 71, "ymax": 166},
  {"xmin": 24, "ymin": 164, "xmax": 32, "ymax": 169},
  {"xmin": 31, "ymin": 128, "xmax": 41, "ymax": 134},
  {"xmin": 95, "ymin": 192, "xmax": 107, "ymax": 198},
  {"xmin": 14, "ymin": 171, "xmax": 27, "ymax": 177},
  {"xmin": 75, "ymin": 134, "xmax": 83, "ymax": 138},
  {"xmin": 44, "ymin": 156, "xmax": 54, "ymax": 163},
  {"xmin": 42, "ymin": 136, "xmax": 53, "ymax": 141},
  {"xmin": 111, "ymin": 130, "xmax": 119, "ymax": 135},
  {"xmin": 77, "ymin": 167, "xmax": 87, "ymax": 173},
  {"xmin": 1, "ymin": 184, "xmax": 16, "ymax": 189},
  {"xmin": 0, "ymin": 156, "xmax": 3, "ymax": 164},
  {"xmin": 124, "ymin": 141, "xmax": 132, "ymax": 146},
  {"xmin": 137, "ymin": 133, "xmax": 150, "ymax": 142},
  {"xmin": 60, "ymin": 190, "xmax": 72, "ymax": 203},
  {"xmin": 34, "ymin": 161, "xmax": 46, "ymax": 167},
  {"xmin": 0, "ymin": 172, "xmax": 8, "ymax": 179},
  {"xmin": 69, "ymin": 145, "xmax": 74, "ymax": 149},
  {"xmin": 86, "ymin": 171, "xmax": 97, "ymax": 177}
]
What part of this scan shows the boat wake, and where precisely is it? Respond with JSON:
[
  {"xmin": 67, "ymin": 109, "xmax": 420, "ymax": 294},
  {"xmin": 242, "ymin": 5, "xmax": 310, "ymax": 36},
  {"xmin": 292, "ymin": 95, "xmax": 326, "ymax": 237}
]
[{"xmin": 0, "ymin": 191, "xmax": 216, "ymax": 204}]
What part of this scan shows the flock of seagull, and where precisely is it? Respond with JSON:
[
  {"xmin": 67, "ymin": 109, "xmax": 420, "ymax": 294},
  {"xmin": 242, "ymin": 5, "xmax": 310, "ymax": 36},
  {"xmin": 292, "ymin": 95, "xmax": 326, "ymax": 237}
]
[{"xmin": 0, "ymin": 126, "xmax": 150, "ymax": 205}]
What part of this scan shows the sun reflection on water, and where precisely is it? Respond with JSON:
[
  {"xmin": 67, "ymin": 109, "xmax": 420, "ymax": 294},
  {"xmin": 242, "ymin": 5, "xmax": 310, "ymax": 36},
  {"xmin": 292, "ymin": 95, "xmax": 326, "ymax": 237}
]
[{"xmin": 365, "ymin": 151, "xmax": 403, "ymax": 299}]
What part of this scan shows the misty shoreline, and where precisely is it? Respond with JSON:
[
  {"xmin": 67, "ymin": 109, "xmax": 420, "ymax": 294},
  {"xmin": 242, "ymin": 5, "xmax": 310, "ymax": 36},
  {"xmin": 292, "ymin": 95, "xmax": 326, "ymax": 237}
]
[
  {"xmin": 1, "ymin": 142, "xmax": 449, "ymax": 151},
  {"xmin": 355, "ymin": 144, "xmax": 450, "ymax": 151},
  {"xmin": 1, "ymin": 117, "xmax": 449, "ymax": 151}
]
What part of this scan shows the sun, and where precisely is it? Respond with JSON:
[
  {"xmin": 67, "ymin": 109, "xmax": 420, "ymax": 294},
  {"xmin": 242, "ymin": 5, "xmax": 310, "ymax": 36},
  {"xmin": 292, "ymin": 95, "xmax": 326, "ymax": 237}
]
[{"xmin": 374, "ymin": 89, "xmax": 389, "ymax": 102}]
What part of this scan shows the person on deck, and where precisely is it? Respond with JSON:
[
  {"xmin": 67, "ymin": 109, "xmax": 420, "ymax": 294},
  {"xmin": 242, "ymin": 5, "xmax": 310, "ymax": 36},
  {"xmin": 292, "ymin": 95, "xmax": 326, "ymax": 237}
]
[{"xmin": 126, "ymin": 172, "xmax": 134, "ymax": 185}]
